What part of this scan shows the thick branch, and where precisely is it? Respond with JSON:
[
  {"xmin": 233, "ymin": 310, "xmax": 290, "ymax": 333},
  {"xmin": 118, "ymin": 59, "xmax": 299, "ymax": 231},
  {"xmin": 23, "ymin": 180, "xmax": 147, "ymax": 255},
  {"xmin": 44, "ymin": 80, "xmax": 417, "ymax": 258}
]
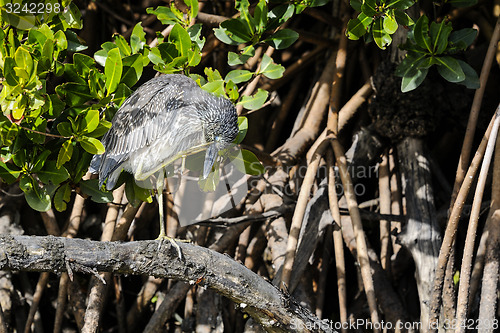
[{"xmin": 0, "ymin": 235, "xmax": 332, "ymax": 333}]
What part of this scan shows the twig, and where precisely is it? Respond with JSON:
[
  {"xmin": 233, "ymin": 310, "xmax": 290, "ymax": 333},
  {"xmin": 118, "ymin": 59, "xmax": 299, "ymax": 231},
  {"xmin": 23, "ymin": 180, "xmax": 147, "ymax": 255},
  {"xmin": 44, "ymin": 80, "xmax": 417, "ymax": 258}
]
[
  {"xmin": 378, "ymin": 150, "xmax": 391, "ymax": 274},
  {"xmin": 331, "ymin": 139, "xmax": 380, "ymax": 332},
  {"xmin": 326, "ymin": 150, "xmax": 347, "ymax": 333},
  {"xmin": 280, "ymin": 138, "xmax": 331, "ymax": 290},
  {"xmin": 0, "ymin": 303, "xmax": 7, "ymax": 333},
  {"xmin": 82, "ymin": 186, "xmax": 125, "ymax": 333},
  {"xmin": 455, "ymin": 104, "xmax": 500, "ymax": 330},
  {"xmin": 449, "ymin": 16, "xmax": 500, "ymax": 207},
  {"xmin": 23, "ymin": 272, "xmax": 49, "ymax": 333}
]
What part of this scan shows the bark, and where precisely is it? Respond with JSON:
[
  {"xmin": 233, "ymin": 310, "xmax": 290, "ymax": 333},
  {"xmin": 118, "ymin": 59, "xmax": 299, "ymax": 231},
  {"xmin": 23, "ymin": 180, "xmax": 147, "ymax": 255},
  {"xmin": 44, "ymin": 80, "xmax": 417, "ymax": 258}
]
[{"xmin": 397, "ymin": 137, "xmax": 442, "ymax": 332}]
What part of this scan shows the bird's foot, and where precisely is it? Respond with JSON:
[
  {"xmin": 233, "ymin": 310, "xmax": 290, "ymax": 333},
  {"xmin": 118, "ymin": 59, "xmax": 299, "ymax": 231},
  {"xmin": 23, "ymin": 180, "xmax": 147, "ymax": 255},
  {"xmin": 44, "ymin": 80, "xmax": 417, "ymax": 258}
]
[{"xmin": 156, "ymin": 234, "xmax": 189, "ymax": 260}]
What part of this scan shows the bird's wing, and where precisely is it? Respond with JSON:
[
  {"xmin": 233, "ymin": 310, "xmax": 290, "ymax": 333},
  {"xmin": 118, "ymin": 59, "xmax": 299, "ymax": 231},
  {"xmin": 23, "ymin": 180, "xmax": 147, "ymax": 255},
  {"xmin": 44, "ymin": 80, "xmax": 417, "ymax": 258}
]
[{"xmin": 97, "ymin": 75, "xmax": 200, "ymax": 186}]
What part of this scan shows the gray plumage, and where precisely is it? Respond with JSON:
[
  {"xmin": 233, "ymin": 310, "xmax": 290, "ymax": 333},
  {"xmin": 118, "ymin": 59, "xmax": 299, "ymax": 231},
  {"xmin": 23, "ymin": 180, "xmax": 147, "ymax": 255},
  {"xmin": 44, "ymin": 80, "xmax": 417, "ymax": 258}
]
[{"xmin": 90, "ymin": 74, "xmax": 239, "ymax": 190}]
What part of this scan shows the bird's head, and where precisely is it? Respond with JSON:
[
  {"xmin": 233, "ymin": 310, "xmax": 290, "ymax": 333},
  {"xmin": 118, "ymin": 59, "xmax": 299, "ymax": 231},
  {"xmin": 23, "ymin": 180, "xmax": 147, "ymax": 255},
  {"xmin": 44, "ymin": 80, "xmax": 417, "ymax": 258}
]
[{"xmin": 200, "ymin": 96, "xmax": 239, "ymax": 178}]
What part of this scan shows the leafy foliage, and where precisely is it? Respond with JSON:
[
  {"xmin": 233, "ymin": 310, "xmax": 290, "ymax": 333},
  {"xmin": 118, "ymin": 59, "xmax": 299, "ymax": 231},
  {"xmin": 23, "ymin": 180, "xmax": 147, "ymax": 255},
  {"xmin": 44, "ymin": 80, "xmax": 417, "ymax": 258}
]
[
  {"xmin": 347, "ymin": 0, "xmax": 415, "ymax": 49},
  {"xmin": 0, "ymin": 0, "xmax": 315, "ymax": 212},
  {"xmin": 346, "ymin": 0, "xmax": 479, "ymax": 92},
  {"xmin": 395, "ymin": 16, "xmax": 479, "ymax": 92}
]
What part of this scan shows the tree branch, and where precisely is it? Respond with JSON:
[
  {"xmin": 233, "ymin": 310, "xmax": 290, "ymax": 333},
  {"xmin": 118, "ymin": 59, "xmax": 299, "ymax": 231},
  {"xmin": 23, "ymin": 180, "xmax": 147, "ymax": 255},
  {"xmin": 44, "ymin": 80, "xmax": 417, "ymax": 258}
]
[{"xmin": 0, "ymin": 235, "xmax": 332, "ymax": 333}]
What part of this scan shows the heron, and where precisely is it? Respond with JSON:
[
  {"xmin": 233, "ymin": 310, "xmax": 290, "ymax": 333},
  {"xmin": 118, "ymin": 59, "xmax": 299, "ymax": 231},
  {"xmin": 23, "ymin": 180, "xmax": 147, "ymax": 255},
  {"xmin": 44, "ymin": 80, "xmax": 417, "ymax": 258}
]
[{"xmin": 90, "ymin": 74, "xmax": 239, "ymax": 254}]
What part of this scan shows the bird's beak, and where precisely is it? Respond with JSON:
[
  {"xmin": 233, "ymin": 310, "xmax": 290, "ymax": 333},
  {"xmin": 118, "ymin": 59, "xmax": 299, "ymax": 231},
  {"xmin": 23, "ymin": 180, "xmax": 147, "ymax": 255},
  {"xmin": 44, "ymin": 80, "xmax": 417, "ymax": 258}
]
[{"xmin": 203, "ymin": 142, "xmax": 218, "ymax": 179}]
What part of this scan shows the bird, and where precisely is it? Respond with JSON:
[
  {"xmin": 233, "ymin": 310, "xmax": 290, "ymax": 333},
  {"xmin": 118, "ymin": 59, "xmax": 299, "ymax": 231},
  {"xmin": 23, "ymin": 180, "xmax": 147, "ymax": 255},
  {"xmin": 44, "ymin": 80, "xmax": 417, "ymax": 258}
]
[{"xmin": 90, "ymin": 74, "xmax": 239, "ymax": 251}]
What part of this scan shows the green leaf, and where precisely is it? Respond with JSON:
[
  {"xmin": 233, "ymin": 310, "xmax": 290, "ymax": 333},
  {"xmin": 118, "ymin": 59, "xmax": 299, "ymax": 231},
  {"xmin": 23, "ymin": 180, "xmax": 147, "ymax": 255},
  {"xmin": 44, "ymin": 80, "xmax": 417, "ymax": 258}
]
[
  {"xmin": 32, "ymin": 150, "xmax": 51, "ymax": 173},
  {"xmin": 449, "ymin": 28, "xmax": 477, "ymax": 49},
  {"xmin": 394, "ymin": 10, "xmax": 413, "ymax": 27},
  {"xmin": 0, "ymin": 10, "xmax": 36, "ymax": 30},
  {"xmin": 3, "ymin": 57, "xmax": 20, "ymax": 86},
  {"xmin": 386, "ymin": 0, "xmax": 414, "ymax": 9},
  {"xmin": 57, "ymin": 140, "xmax": 73, "ymax": 168},
  {"xmin": 258, "ymin": 54, "xmax": 285, "ymax": 79},
  {"xmin": 121, "ymin": 54, "xmax": 144, "ymax": 87},
  {"xmin": 226, "ymin": 80, "xmax": 239, "ymax": 101},
  {"xmin": 347, "ymin": 13, "xmax": 372, "ymax": 40},
  {"xmin": 40, "ymin": 39, "xmax": 54, "ymax": 70},
  {"xmin": 79, "ymin": 179, "xmax": 114, "ymax": 203},
  {"xmin": 413, "ymin": 15, "xmax": 432, "ymax": 52},
  {"xmin": 238, "ymin": 89, "xmax": 268, "ymax": 110},
  {"xmin": 219, "ymin": 19, "xmax": 253, "ymax": 44},
  {"xmin": 54, "ymin": 183, "xmax": 71, "ymax": 212},
  {"xmin": 202, "ymin": 80, "xmax": 226, "ymax": 97},
  {"xmin": 430, "ymin": 20, "xmax": 452, "ymax": 54},
  {"xmin": 361, "ymin": 0, "xmax": 377, "ymax": 17},
  {"xmin": 187, "ymin": 47, "xmax": 201, "ymax": 67},
  {"xmin": 61, "ymin": 2, "xmax": 83, "ymax": 29},
  {"xmin": 264, "ymin": 29, "xmax": 299, "ymax": 49},
  {"xmin": 401, "ymin": 67, "xmax": 428, "ymax": 92},
  {"xmin": 456, "ymin": 60, "xmax": 480, "ymax": 89},
  {"xmin": 188, "ymin": 24, "xmax": 205, "ymax": 50},
  {"xmin": 253, "ymin": 0, "xmax": 268, "ymax": 33},
  {"xmin": 395, "ymin": 53, "xmax": 427, "ymax": 77},
  {"xmin": 64, "ymin": 63, "xmax": 86, "ymax": 85},
  {"xmin": 436, "ymin": 56, "xmax": 465, "ymax": 83},
  {"xmin": 213, "ymin": 27, "xmax": 240, "ymax": 45},
  {"xmin": 169, "ymin": 23, "xmax": 192, "ymax": 57},
  {"xmin": 73, "ymin": 53, "xmax": 96, "ymax": 79},
  {"xmin": 383, "ymin": 15, "xmax": 398, "ymax": 35},
  {"xmin": 350, "ymin": 0, "xmax": 362, "ymax": 12},
  {"xmin": 184, "ymin": 0, "xmax": 199, "ymax": 19},
  {"xmin": 15, "ymin": 47, "xmax": 33, "ymax": 76},
  {"xmin": 87, "ymin": 119, "xmax": 112, "ymax": 138},
  {"xmin": 104, "ymin": 48, "xmax": 123, "ymax": 96},
  {"xmin": 0, "ymin": 161, "xmax": 20, "ymax": 184},
  {"xmin": 112, "ymin": 83, "xmax": 133, "ymax": 107},
  {"xmin": 228, "ymin": 149, "xmax": 265, "ymax": 176},
  {"xmin": 373, "ymin": 17, "xmax": 392, "ymax": 49},
  {"xmin": 234, "ymin": 116, "xmax": 248, "ymax": 144},
  {"xmin": 146, "ymin": 6, "xmax": 180, "ymax": 26},
  {"xmin": 113, "ymin": 34, "xmax": 131, "ymax": 57},
  {"xmin": 79, "ymin": 136, "xmax": 105, "ymax": 155},
  {"xmin": 55, "ymin": 83, "xmax": 93, "ymax": 107},
  {"xmin": 38, "ymin": 161, "xmax": 70, "ymax": 185},
  {"xmin": 198, "ymin": 167, "xmax": 220, "ymax": 192},
  {"xmin": 57, "ymin": 122, "xmax": 73, "ymax": 137},
  {"xmin": 65, "ymin": 30, "xmax": 88, "ymax": 52},
  {"xmin": 227, "ymin": 45, "xmax": 255, "ymax": 66},
  {"xmin": 225, "ymin": 70, "xmax": 253, "ymax": 84},
  {"xmin": 130, "ymin": 22, "xmax": 146, "ymax": 53},
  {"xmin": 20, "ymin": 175, "xmax": 54, "ymax": 212},
  {"xmin": 89, "ymin": 69, "xmax": 106, "ymax": 99},
  {"xmin": 82, "ymin": 109, "xmax": 100, "ymax": 133},
  {"xmin": 25, "ymin": 118, "xmax": 47, "ymax": 144},
  {"xmin": 54, "ymin": 30, "xmax": 68, "ymax": 53},
  {"xmin": 125, "ymin": 176, "xmax": 153, "ymax": 206},
  {"xmin": 267, "ymin": 4, "xmax": 294, "ymax": 31}
]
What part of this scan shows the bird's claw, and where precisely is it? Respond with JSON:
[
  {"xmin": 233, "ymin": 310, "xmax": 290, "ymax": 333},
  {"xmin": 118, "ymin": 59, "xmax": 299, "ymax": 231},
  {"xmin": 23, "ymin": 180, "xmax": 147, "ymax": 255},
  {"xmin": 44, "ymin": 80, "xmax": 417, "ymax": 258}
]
[{"xmin": 156, "ymin": 235, "xmax": 188, "ymax": 261}]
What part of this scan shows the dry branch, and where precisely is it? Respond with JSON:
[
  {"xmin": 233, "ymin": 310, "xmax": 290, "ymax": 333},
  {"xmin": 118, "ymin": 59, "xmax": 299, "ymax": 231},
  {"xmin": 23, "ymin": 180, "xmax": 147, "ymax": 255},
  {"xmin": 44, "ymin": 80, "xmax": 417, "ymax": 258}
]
[{"xmin": 0, "ymin": 235, "xmax": 332, "ymax": 333}]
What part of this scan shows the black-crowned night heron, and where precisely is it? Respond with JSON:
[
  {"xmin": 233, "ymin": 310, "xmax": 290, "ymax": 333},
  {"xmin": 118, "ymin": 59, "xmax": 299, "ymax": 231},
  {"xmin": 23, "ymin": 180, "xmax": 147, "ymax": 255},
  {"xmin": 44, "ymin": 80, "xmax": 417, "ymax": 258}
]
[{"xmin": 90, "ymin": 74, "xmax": 239, "ymax": 250}]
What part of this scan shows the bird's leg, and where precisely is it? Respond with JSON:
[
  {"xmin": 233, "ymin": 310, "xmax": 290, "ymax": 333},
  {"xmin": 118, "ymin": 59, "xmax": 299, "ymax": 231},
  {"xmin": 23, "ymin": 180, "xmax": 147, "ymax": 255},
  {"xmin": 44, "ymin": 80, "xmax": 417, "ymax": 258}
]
[{"xmin": 155, "ymin": 177, "xmax": 183, "ymax": 260}]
